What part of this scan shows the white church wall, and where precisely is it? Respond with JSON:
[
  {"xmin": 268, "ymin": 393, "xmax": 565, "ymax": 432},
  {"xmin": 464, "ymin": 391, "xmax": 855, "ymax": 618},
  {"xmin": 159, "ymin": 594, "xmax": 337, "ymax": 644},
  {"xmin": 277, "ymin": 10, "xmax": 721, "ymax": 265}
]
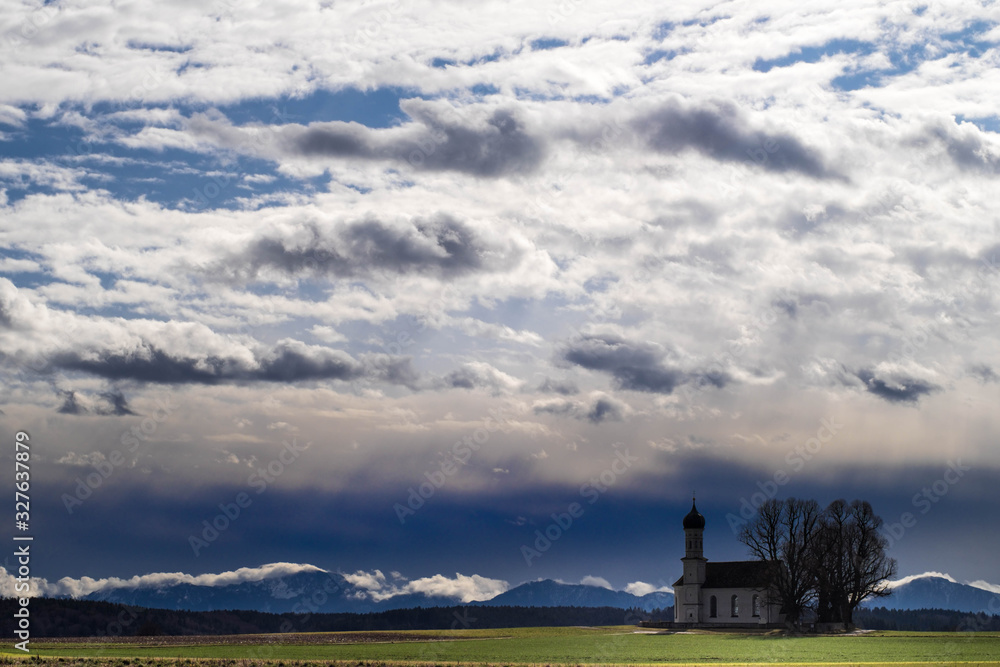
[{"xmin": 700, "ymin": 587, "xmax": 771, "ymax": 624}]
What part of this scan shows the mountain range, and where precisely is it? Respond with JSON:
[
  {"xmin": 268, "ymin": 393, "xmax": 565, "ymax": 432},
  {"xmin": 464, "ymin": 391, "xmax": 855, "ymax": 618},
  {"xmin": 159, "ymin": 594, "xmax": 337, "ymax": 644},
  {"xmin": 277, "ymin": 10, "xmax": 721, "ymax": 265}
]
[
  {"xmin": 73, "ymin": 568, "xmax": 675, "ymax": 614},
  {"xmin": 878, "ymin": 576, "xmax": 1000, "ymax": 614},
  {"xmin": 56, "ymin": 567, "xmax": 999, "ymax": 616}
]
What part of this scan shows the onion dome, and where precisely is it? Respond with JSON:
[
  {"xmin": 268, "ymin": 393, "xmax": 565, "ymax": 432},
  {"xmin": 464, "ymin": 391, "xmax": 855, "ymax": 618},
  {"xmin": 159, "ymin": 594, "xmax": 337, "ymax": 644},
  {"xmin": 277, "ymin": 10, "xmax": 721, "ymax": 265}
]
[{"xmin": 682, "ymin": 498, "xmax": 705, "ymax": 530}]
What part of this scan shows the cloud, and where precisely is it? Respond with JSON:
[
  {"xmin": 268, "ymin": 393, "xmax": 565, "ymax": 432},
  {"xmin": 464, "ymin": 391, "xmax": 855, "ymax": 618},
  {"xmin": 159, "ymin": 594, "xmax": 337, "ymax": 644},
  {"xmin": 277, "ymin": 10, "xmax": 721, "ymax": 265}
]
[
  {"xmin": 0, "ymin": 280, "xmax": 418, "ymax": 387},
  {"xmin": 99, "ymin": 389, "xmax": 136, "ymax": 416},
  {"xmin": 624, "ymin": 581, "xmax": 673, "ymax": 596},
  {"xmin": 192, "ymin": 102, "xmax": 546, "ymax": 178},
  {"xmin": 854, "ymin": 367, "xmax": 940, "ymax": 404},
  {"xmin": 886, "ymin": 571, "xmax": 958, "ymax": 589},
  {"xmin": 580, "ymin": 575, "xmax": 613, "ymax": 589},
  {"xmin": 403, "ymin": 573, "xmax": 509, "ymax": 603},
  {"xmin": 921, "ymin": 118, "xmax": 1000, "ymax": 173},
  {"xmin": 631, "ymin": 98, "xmax": 834, "ymax": 178},
  {"xmin": 561, "ymin": 334, "xmax": 685, "ymax": 393},
  {"xmin": 533, "ymin": 392, "xmax": 630, "ymax": 423},
  {"xmin": 55, "ymin": 338, "xmax": 379, "ymax": 385},
  {"xmin": 222, "ymin": 215, "xmax": 510, "ymax": 282},
  {"xmin": 341, "ymin": 569, "xmax": 388, "ymax": 594},
  {"xmin": 968, "ymin": 364, "xmax": 999, "ymax": 384},
  {"xmin": 560, "ymin": 333, "xmax": 729, "ymax": 394},
  {"xmin": 56, "ymin": 451, "xmax": 108, "ymax": 467},
  {"xmin": 57, "ymin": 390, "xmax": 85, "ymax": 415},
  {"xmin": 437, "ymin": 361, "xmax": 522, "ymax": 395},
  {"xmin": 966, "ymin": 579, "xmax": 1000, "ymax": 595},
  {"xmin": 536, "ymin": 377, "xmax": 578, "ymax": 395},
  {"xmin": 341, "ymin": 569, "xmax": 508, "ymax": 603},
  {"xmin": 0, "ymin": 562, "xmax": 326, "ymax": 598},
  {"xmin": 586, "ymin": 395, "xmax": 627, "ymax": 424}
]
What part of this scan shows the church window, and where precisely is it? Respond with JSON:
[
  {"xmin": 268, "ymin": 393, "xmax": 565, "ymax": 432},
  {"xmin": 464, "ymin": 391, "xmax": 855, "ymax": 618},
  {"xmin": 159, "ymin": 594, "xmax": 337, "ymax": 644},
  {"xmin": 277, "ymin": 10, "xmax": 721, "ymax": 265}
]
[
  {"xmin": 731, "ymin": 595, "xmax": 739, "ymax": 617},
  {"xmin": 709, "ymin": 595, "xmax": 717, "ymax": 618},
  {"xmin": 752, "ymin": 594, "xmax": 760, "ymax": 617}
]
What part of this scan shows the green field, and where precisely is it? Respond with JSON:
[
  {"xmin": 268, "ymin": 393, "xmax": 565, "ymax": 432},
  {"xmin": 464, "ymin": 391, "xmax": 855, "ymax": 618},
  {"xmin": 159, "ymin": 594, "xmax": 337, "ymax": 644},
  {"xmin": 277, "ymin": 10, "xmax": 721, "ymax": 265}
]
[{"xmin": 4, "ymin": 626, "xmax": 1000, "ymax": 666}]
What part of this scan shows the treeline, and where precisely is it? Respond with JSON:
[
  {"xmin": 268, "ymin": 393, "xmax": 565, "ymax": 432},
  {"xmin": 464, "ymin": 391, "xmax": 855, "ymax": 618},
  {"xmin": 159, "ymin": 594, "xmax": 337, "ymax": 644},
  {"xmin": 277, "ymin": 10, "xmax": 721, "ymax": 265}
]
[
  {"xmin": 0, "ymin": 597, "xmax": 669, "ymax": 638},
  {"xmin": 856, "ymin": 606, "xmax": 1000, "ymax": 632},
  {"xmin": 5, "ymin": 597, "xmax": 998, "ymax": 637}
]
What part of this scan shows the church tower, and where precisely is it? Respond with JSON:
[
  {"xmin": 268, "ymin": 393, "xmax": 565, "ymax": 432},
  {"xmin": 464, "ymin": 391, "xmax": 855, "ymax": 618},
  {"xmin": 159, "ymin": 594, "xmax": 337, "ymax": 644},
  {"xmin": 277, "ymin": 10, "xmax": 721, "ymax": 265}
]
[{"xmin": 678, "ymin": 497, "xmax": 707, "ymax": 622}]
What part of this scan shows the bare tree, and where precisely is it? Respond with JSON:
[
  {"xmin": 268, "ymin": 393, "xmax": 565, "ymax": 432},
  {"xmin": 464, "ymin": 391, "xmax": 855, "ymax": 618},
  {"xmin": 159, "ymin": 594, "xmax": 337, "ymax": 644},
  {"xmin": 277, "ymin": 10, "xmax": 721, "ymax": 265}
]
[
  {"xmin": 739, "ymin": 497, "xmax": 822, "ymax": 627},
  {"xmin": 812, "ymin": 499, "xmax": 897, "ymax": 628},
  {"xmin": 840, "ymin": 500, "xmax": 896, "ymax": 626},
  {"xmin": 814, "ymin": 499, "xmax": 851, "ymax": 624}
]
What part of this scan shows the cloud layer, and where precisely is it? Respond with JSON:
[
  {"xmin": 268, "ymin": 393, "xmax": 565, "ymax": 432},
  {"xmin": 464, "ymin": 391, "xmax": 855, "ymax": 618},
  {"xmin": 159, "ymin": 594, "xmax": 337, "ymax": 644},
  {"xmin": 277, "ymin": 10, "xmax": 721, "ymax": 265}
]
[{"xmin": 2, "ymin": 0, "xmax": 999, "ymax": 588}]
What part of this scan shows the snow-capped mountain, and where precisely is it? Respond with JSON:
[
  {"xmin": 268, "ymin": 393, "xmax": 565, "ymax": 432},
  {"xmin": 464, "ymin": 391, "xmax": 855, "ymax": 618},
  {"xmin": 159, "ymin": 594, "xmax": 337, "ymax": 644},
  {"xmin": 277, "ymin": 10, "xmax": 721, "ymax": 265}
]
[{"xmin": 877, "ymin": 574, "xmax": 1000, "ymax": 614}]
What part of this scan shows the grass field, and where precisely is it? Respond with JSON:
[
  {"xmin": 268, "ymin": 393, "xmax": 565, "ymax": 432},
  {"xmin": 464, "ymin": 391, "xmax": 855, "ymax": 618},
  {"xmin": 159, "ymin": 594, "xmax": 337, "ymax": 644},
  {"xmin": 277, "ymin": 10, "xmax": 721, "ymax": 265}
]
[{"xmin": 3, "ymin": 626, "xmax": 1000, "ymax": 666}]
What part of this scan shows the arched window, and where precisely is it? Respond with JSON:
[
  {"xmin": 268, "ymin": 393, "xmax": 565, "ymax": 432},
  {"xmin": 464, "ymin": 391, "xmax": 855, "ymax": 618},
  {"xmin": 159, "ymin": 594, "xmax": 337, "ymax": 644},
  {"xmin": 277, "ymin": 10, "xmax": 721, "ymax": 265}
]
[
  {"xmin": 752, "ymin": 594, "xmax": 761, "ymax": 617},
  {"xmin": 709, "ymin": 595, "xmax": 717, "ymax": 618},
  {"xmin": 731, "ymin": 594, "xmax": 739, "ymax": 617}
]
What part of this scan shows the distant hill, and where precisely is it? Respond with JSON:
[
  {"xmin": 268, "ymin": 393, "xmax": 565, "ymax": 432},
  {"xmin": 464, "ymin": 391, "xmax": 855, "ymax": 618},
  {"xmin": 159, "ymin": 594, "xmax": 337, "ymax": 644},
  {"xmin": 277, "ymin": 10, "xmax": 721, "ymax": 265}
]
[
  {"xmin": 879, "ymin": 576, "xmax": 1000, "ymax": 614},
  {"xmin": 481, "ymin": 579, "xmax": 673, "ymax": 612}
]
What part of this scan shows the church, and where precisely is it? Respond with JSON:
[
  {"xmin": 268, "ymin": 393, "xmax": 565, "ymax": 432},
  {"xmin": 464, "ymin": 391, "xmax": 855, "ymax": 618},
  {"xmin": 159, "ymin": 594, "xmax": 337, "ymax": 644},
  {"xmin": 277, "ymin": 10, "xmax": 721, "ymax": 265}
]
[{"xmin": 672, "ymin": 498, "xmax": 785, "ymax": 627}]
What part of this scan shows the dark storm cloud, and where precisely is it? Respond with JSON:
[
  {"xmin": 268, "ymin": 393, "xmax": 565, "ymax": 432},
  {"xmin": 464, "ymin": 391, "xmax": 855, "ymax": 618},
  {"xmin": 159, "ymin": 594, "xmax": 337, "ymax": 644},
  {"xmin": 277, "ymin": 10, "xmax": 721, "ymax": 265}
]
[
  {"xmin": 55, "ymin": 389, "xmax": 137, "ymax": 416},
  {"xmin": 229, "ymin": 215, "xmax": 506, "ymax": 282},
  {"xmin": 54, "ymin": 346, "xmax": 249, "ymax": 384},
  {"xmin": 854, "ymin": 368, "xmax": 939, "ymax": 403},
  {"xmin": 586, "ymin": 397, "xmax": 624, "ymax": 423},
  {"xmin": 283, "ymin": 108, "xmax": 545, "ymax": 177},
  {"xmin": 33, "ymin": 458, "xmax": 1000, "ymax": 589},
  {"xmin": 291, "ymin": 123, "xmax": 371, "ymax": 157},
  {"xmin": 561, "ymin": 333, "xmax": 701, "ymax": 393},
  {"xmin": 57, "ymin": 390, "xmax": 84, "ymax": 415},
  {"xmin": 98, "ymin": 390, "xmax": 136, "ymax": 416},
  {"xmin": 52, "ymin": 339, "xmax": 417, "ymax": 388},
  {"xmin": 632, "ymin": 99, "xmax": 833, "ymax": 178}
]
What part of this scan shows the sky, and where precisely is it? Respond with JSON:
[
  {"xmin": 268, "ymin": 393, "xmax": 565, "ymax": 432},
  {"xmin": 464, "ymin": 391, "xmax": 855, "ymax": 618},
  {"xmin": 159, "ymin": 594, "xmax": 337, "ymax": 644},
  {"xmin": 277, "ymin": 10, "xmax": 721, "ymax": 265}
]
[{"xmin": 1, "ymin": 0, "xmax": 999, "ymax": 601}]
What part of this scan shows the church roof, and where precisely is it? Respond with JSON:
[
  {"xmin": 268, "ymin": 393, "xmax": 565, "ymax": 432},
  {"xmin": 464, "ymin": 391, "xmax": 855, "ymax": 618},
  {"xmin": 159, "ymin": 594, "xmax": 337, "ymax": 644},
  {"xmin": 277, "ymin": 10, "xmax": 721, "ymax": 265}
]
[{"xmin": 673, "ymin": 560, "xmax": 777, "ymax": 589}]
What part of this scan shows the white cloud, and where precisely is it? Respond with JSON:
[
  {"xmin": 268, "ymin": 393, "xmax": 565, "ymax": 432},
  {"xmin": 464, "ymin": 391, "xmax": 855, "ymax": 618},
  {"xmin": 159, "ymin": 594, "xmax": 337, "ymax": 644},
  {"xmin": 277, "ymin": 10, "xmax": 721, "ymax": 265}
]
[
  {"xmin": 55, "ymin": 451, "xmax": 108, "ymax": 467},
  {"xmin": 404, "ymin": 573, "xmax": 509, "ymax": 603},
  {"xmin": 624, "ymin": 581, "xmax": 674, "ymax": 596},
  {"xmin": 341, "ymin": 570, "xmax": 508, "ymax": 603},
  {"xmin": 966, "ymin": 579, "xmax": 1000, "ymax": 595},
  {"xmin": 580, "ymin": 575, "xmax": 613, "ymax": 590},
  {"xmin": 886, "ymin": 571, "xmax": 958, "ymax": 588},
  {"xmin": 0, "ymin": 562, "xmax": 325, "ymax": 598}
]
